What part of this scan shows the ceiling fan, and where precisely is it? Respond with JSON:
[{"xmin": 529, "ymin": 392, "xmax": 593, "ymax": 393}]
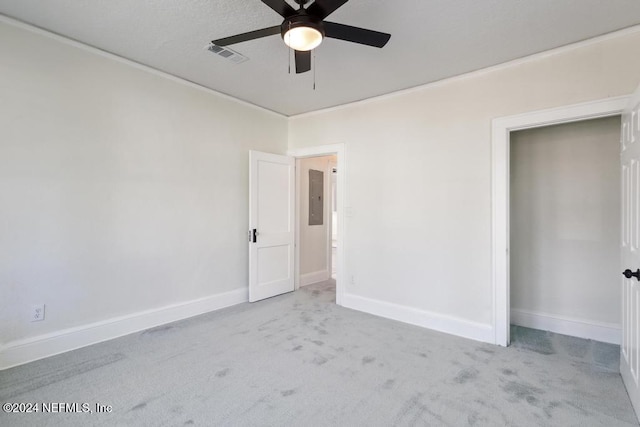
[{"xmin": 211, "ymin": 0, "xmax": 391, "ymax": 74}]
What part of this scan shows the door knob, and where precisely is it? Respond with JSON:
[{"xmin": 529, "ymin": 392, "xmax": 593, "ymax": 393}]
[{"xmin": 623, "ymin": 269, "xmax": 640, "ymax": 281}]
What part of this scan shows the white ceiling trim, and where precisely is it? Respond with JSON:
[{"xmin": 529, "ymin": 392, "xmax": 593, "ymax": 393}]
[
  {"xmin": 289, "ymin": 24, "xmax": 640, "ymax": 120},
  {"xmin": 0, "ymin": 14, "xmax": 287, "ymax": 118}
]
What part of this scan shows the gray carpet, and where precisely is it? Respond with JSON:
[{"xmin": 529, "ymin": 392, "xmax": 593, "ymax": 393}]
[{"xmin": 0, "ymin": 280, "xmax": 637, "ymax": 426}]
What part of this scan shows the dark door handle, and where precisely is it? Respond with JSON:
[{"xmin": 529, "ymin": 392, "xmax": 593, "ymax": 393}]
[
  {"xmin": 623, "ymin": 269, "xmax": 640, "ymax": 281},
  {"xmin": 252, "ymin": 229, "xmax": 257, "ymax": 243}
]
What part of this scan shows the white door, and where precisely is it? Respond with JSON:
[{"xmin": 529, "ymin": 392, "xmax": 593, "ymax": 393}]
[
  {"xmin": 249, "ymin": 150, "xmax": 295, "ymax": 302},
  {"xmin": 621, "ymin": 84, "xmax": 640, "ymax": 416}
]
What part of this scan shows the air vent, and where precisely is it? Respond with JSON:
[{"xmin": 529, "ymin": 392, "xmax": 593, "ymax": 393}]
[{"xmin": 207, "ymin": 44, "xmax": 249, "ymax": 64}]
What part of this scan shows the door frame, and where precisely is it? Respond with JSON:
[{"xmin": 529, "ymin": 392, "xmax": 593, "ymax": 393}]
[
  {"xmin": 328, "ymin": 158, "xmax": 338, "ymax": 281},
  {"xmin": 288, "ymin": 143, "xmax": 346, "ymax": 305},
  {"xmin": 491, "ymin": 96, "xmax": 629, "ymax": 346}
]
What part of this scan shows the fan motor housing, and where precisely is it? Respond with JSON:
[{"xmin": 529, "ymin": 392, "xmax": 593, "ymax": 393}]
[{"xmin": 280, "ymin": 13, "xmax": 325, "ymax": 40}]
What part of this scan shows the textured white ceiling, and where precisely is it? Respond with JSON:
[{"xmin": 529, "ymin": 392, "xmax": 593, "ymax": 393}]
[{"xmin": 1, "ymin": 0, "xmax": 640, "ymax": 116}]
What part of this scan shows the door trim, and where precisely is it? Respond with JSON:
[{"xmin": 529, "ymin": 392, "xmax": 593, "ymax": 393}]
[
  {"xmin": 288, "ymin": 143, "xmax": 346, "ymax": 306},
  {"xmin": 328, "ymin": 158, "xmax": 337, "ymax": 282},
  {"xmin": 491, "ymin": 96, "xmax": 629, "ymax": 346}
]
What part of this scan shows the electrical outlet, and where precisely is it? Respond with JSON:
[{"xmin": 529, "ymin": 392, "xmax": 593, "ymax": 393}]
[{"xmin": 30, "ymin": 304, "xmax": 45, "ymax": 322}]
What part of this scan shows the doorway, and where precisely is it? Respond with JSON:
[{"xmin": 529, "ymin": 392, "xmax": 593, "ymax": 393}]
[
  {"xmin": 296, "ymin": 154, "xmax": 338, "ymax": 292},
  {"xmin": 491, "ymin": 97, "xmax": 629, "ymax": 346},
  {"xmin": 509, "ymin": 117, "xmax": 621, "ymax": 344},
  {"xmin": 289, "ymin": 143, "xmax": 346, "ymax": 305}
]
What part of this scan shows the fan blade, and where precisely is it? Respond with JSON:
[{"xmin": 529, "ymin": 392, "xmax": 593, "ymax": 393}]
[
  {"xmin": 295, "ymin": 50, "xmax": 311, "ymax": 74},
  {"xmin": 261, "ymin": 0, "xmax": 297, "ymax": 17},
  {"xmin": 212, "ymin": 26, "xmax": 281, "ymax": 46},
  {"xmin": 307, "ymin": 0, "xmax": 349, "ymax": 19},
  {"xmin": 324, "ymin": 22, "xmax": 390, "ymax": 48}
]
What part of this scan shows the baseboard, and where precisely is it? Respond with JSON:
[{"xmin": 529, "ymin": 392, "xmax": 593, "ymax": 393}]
[
  {"xmin": 0, "ymin": 288, "xmax": 248, "ymax": 371},
  {"xmin": 300, "ymin": 270, "xmax": 329, "ymax": 287},
  {"xmin": 510, "ymin": 308, "xmax": 621, "ymax": 344},
  {"xmin": 342, "ymin": 293, "xmax": 494, "ymax": 344}
]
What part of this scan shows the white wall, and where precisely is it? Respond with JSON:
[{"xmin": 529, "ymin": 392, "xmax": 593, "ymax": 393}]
[
  {"xmin": 288, "ymin": 28, "xmax": 640, "ymax": 342},
  {"xmin": 510, "ymin": 117, "xmax": 621, "ymax": 327},
  {"xmin": 298, "ymin": 155, "xmax": 335, "ymax": 285},
  {"xmin": 0, "ymin": 21, "xmax": 287, "ymax": 360}
]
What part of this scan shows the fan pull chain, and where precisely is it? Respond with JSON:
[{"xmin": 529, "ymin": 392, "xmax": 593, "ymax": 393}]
[
  {"xmin": 313, "ymin": 49, "xmax": 316, "ymax": 90},
  {"xmin": 287, "ymin": 22, "xmax": 291, "ymax": 74}
]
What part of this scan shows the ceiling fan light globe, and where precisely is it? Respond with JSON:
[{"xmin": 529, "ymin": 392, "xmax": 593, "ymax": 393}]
[{"xmin": 284, "ymin": 26, "xmax": 323, "ymax": 51}]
